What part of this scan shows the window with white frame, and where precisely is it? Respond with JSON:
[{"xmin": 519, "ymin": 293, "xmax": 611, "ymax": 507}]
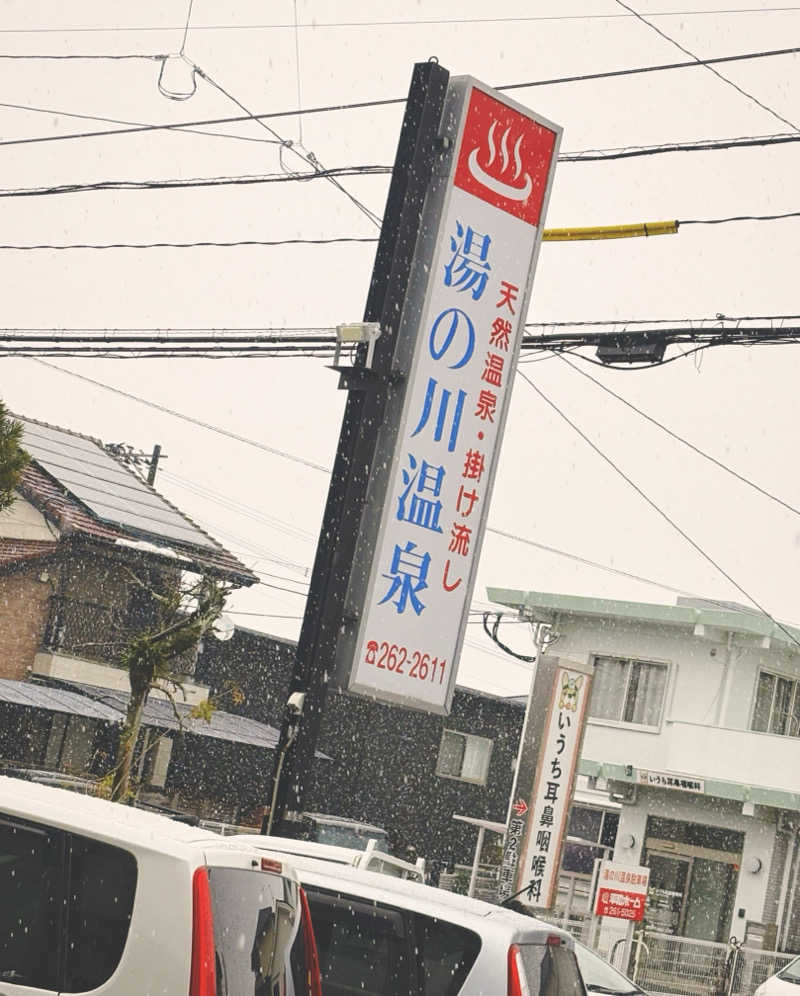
[
  {"xmin": 589, "ymin": 656, "xmax": 668, "ymax": 728},
  {"xmin": 436, "ymin": 729, "xmax": 492, "ymax": 784},
  {"xmin": 751, "ymin": 670, "xmax": 800, "ymax": 738}
]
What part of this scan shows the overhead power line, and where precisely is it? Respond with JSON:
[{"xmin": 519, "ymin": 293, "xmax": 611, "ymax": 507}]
[
  {"xmin": 0, "ymin": 165, "xmax": 390, "ymax": 199},
  {"xmin": 194, "ymin": 65, "xmax": 381, "ymax": 229},
  {"xmin": 1, "ymin": 9, "xmax": 800, "ymax": 33},
  {"xmin": 0, "ymin": 45, "xmax": 797, "ymax": 150},
  {"xmin": 26, "ymin": 358, "xmax": 330, "ymax": 472},
  {"xmin": 556, "ymin": 353, "xmax": 800, "ymax": 520},
  {"xmin": 615, "ymin": 0, "xmax": 799, "ymax": 132},
  {"xmin": 4, "ymin": 323, "xmax": 798, "ymax": 362},
  {"xmin": 22, "ymin": 358, "xmax": 736, "ymax": 603},
  {"xmin": 1, "ymin": 139, "xmax": 799, "ymax": 199},
  {"xmin": 0, "ymin": 213, "xmax": 798, "ymax": 251},
  {"xmin": 517, "ymin": 369, "xmax": 800, "ymax": 652}
]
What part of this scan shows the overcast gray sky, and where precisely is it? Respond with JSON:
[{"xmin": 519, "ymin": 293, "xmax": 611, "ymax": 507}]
[{"xmin": 1, "ymin": 1, "xmax": 798, "ymax": 695}]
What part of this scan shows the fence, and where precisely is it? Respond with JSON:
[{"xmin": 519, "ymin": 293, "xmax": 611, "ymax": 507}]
[{"xmin": 631, "ymin": 932, "xmax": 795, "ymax": 996}]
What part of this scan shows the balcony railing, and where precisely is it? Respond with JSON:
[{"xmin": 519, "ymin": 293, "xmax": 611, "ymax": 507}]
[{"xmin": 42, "ymin": 595, "xmax": 198, "ymax": 676}]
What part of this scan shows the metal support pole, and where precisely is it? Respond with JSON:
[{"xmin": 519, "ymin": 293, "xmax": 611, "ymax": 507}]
[
  {"xmin": 263, "ymin": 60, "xmax": 450, "ymax": 837},
  {"xmin": 467, "ymin": 825, "xmax": 486, "ymax": 899},
  {"xmin": 146, "ymin": 444, "xmax": 162, "ymax": 485}
]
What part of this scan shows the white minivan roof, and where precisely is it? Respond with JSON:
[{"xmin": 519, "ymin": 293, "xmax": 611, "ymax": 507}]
[
  {"xmin": 230, "ymin": 835, "xmax": 570, "ymax": 944},
  {"xmin": 0, "ymin": 776, "xmax": 241, "ymax": 858}
]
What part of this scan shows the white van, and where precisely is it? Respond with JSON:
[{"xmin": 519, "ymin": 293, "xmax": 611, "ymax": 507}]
[
  {"xmin": 0, "ymin": 777, "xmax": 321, "ymax": 996},
  {"xmin": 229, "ymin": 836, "xmax": 586, "ymax": 996}
]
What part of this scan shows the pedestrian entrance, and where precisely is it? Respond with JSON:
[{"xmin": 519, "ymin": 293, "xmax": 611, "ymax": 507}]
[{"xmin": 643, "ymin": 817, "xmax": 742, "ymax": 943}]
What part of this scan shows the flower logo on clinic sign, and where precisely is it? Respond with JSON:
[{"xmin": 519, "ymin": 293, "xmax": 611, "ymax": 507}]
[{"xmin": 454, "ymin": 88, "xmax": 557, "ymax": 227}]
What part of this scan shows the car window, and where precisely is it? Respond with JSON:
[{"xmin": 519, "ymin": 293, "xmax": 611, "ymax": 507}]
[
  {"xmin": 518, "ymin": 942, "xmax": 587, "ymax": 996},
  {"xmin": 208, "ymin": 867, "xmax": 297, "ymax": 996},
  {"xmin": 575, "ymin": 942, "xmax": 642, "ymax": 996},
  {"xmin": 779, "ymin": 956, "xmax": 800, "ymax": 984},
  {"xmin": 416, "ymin": 912, "xmax": 481, "ymax": 996},
  {"xmin": 0, "ymin": 816, "xmax": 62, "ymax": 990},
  {"xmin": 304, "ymin": 887, "xmax": 411, "ymax": 996},
  {"xmin": 63, "ymin": 835, "xmax": 137, "ymax": 992}
]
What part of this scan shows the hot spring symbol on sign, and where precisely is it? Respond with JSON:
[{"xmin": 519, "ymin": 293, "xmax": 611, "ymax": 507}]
[
  {"xmin": 467, "ymin": 121, "xmax": 533, "ymax": 202},
  {"xmin": 453, "ymin": 87, "xmax": 557, "ymax": 228}
]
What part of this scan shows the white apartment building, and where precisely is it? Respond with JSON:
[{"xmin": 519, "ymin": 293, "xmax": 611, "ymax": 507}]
[{"xmin": 489, "ymin": 587, "xmax": 800, "ymax": 954}]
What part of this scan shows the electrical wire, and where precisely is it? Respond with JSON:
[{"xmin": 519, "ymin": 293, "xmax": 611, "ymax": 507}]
[
  {"xmin": 559, "ymin": 132, "xmax": 800, "ymax": 162},
  {"xmin": 23, "ymin": 358, "xmax": 800, "ymax": 607},
  {"xmin": 1, "ymin": 45, "xmax": 797, "ymax": 150},
  {"xmin": 2, "ymin": 9, "xmax": 800, "ymax": 33},
  {"xmin": 0, "ymin": 165, "xmax": 390, "ymax": 198},
  {"xmin": 0, "ymin": 52, "xmax": 165, "ymax": 60},
  {"xmin": 195, "ymin": 66, "xmax": 382, "ymax": 229},
  {"xmin": 484, "ymin": 526, "xmax": 701, "ymax": 599},
  {"xmin": 292, "ymin": 0, "xmax": 303, "ymax": 146},
  {"xmin": 0, "ymin": 237, "xmax": 378, "ymax": 249},
  {"xmin": 0, "ymin": 97, "xmax": 282, "ymax": 146},
  {"xmin": 160, "ymin": 468, "xmax": 316, "ymax": 543},
  {"xmin": 525, "ymin": 313, "xmax": 800, "ymax": 329},
  {"xmin": 556, "ymin": 353, "xmax": 800, "ymax": 520},
  {"xmin": 2, "ymin": 314, "xmax": 797, "ymax": 332},
  {"xmin": 482, "ymin": 613, "xmax": 537, "ymax": 662},
  {"xmin": 517, "ymin": 368, "xmax": 800, "ymax": 653},
  {"xmin": 1, "ymin": 211, "xmax": 798, "ymax": 249},
  {"xmin": 180, "ymin": 0, "xmax": 195, "ymax": 54},
  {"xmin": 682, "ymin": 211, "xmax": 800, "ymax": 225},
  {"xmin": 27, "ymin": 358, "xmax": 330, "ymax": 472},
  {"xmin": 614, "ymin": 0, "xmax": 799, "ymax": 132}
]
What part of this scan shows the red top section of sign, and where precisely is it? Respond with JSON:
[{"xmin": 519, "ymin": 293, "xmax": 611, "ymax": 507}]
[{"xmin": 454, "ymin": 88, "xmax": 557, "ymax": 227}]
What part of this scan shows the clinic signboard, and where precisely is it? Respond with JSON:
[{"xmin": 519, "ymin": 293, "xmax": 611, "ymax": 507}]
[
  {"xmin": 595, "ymin": 861, "xmax": 650, "ymax": 922},
  {"xmin": 343, "ymin": 77, "xmax": 562, "ymax": 713},
  {"xmin": 499, "ymin": 658, "xmax": 592, "ymax": 907}
]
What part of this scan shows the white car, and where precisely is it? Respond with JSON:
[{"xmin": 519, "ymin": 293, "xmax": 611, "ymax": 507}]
[
  {"xmin": 574, "ymin": 940, "xmax": 647, "ymax": 996},
  {"xmin": 0, "ymin": 777, "xmax": 321, "ymax": 996},
  {"xmin": 245, "ymin": 835, "xmax": 425, "ymax": 881},
  {"xmin": 755, "ymin": 956, "xmax": 800, "ymax": 996},
  {"xmin": 228, "ymin": 835, "xmax": 586, "ymax": 996}
]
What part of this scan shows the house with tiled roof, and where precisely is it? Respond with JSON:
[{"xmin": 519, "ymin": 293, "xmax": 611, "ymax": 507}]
[{"xmin": 0, "ymin": 414, "xmax": 276, "ymax": 817}]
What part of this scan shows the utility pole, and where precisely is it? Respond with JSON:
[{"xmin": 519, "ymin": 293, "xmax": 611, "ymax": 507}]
[
  {"xmin": 105, "ymin": 442, "xmax": 166, "ymax": 483},
  {"xmin": 263, "ymin": 60, "xmax": 451, "ymax": 838}
]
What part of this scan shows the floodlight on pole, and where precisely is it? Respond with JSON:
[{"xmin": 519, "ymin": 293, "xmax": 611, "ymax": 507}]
[
  {"xmin": 334, "ymin": 322, "xmax": 381, "ymax": 370},
  {"xmin": 158, "ymin": 54, "xmax": 198, "ymax": 100}
]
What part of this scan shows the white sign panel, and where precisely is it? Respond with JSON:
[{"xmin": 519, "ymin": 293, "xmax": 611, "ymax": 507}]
[
  {"xmin": 595, "ymin": 861, "xmax": 651, "ymax": 921},
  {"xmin": 348, "ymin": 78, "xmax": 561, "ymax": 712},
  {"xmin": 517, "ymin": 666, "xmax": 590, "ymax": 907},
  {"xmin": 637, "ymin": 770, "xmax": 705, "ymax": 794}
]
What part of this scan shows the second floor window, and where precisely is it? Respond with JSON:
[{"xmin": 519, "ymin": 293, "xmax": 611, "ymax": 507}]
[
  {"xmin": 751, "ymin": 671, "xmax": 800, "ymax": 737},
  {"xmin": 590, "ymin": 656, "xmax": 668, "ymax": 728},
  {"xmin": 436, "ymin": 729, "xmax": 492, "ymax": 784}
]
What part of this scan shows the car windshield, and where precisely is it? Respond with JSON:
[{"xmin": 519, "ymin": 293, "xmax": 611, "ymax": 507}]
[
  {"xmin": 314, "ymin": 823, "xmax": 389, "ymax": 851},
  {"xmin": 778, "ymin": 956, "xmax": 800, "ymax": 984},
  {"xmin": 575, "ymin": 942, "xmax": 643, "ymax": 996}
]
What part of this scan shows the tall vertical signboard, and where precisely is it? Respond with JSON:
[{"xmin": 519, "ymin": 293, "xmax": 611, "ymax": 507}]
[
  {"xmin": 342, "ymin": 78, "xmax": 562, "ymax": 714},
  {"xmin": 499, "ymin": 656, "xmax": 593, "ymax": 907}
]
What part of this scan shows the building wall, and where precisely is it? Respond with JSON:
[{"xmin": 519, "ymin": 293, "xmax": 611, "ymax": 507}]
[
  {"xmin": 196, "ymin": 627, "xmax": 524, "ymax": 863},
  {"xmin": 545, "ymin": 615, "xmax": 800, "ymax": 794},
  {"xmin": 0, "ymin": 494, "xmax": 54, "ymax": 541},
  {"xmin": 0, "ymin": 564, "xmax": 51, "ymax": 680},
  {"xmin": 309, "ymin": 685, "xmax": 523, "ymax": 865}
]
